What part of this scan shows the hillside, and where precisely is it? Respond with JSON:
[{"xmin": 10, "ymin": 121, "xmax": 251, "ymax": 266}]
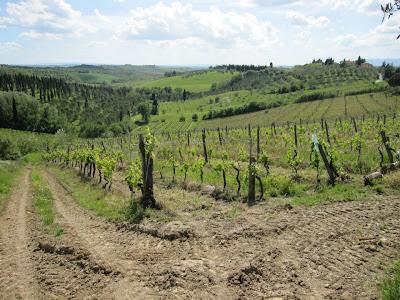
[
  {"xmin": 0, "ymin": 62, "xmax": 395, "ymax": 137},
  {"xmin": 134, "ymin": 70, "xmax": 238, "ymax": 93},
  {"xmin": 0, "ymin": 65, "xmax": 197, "ymax": 85}
]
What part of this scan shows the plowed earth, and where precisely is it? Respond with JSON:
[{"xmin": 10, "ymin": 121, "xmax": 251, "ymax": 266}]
[{"xmin": 0, "ymin": 167, "xmax": 399, "ymax": 299}]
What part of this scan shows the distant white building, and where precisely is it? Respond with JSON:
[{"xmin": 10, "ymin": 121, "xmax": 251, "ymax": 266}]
[{"xmin": 376, "ymin": 73, "xmax": 384, "ymax": 83}]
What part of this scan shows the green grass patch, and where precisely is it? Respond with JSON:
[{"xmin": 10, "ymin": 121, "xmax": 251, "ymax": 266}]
[
  {"xmin": 23, "ymin": 152, "xmax": 43, "ymax": 165},
  {"xmin": 31, "ymin": 168, "xmax": 63, "ymax": 236},
  {"xmin": 50, "ymin": 167, "xmax": 128, "ymax": 221},
  {"xmin": 0, "ymin": 161, "xmax": 23, "ymax": 211},
  {"xmin": 291, "ymin": 182, "xmax": 372, "ymax": 206},
  {"xmin": 135, "ymin": 71, "xmax": 237, "ymax": 93},
  {"xmin": 379, "ymin": 260, "xmax": 400, "ymax": 300}
]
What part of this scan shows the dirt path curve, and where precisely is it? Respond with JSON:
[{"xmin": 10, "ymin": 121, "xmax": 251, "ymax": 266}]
[
  {"xmin": 0, "ymin": 168, "xmax": 38, "ymax": 299},
  {"xmin": 42, "ymin": 169, "xmax": 164, "ymax": 299}
]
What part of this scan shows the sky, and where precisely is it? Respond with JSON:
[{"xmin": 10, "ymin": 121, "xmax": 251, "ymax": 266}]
[{"xmin": 0, "ymin": 0, "xmax": 399, "ymax": 66}]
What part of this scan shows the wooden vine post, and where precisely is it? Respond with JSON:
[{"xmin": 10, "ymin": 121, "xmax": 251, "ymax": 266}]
[
  {"xmin": 313, "ymin": 134, "xmax": 337, "ymax": 186},
  {"xmin": 218, "ymin": 128, "xmax": 223, "ymax": 145},
  {"xmin": 256, "ymin": 126, "xmax": 260, "ymax": 160},
  {"xmin": 248, "ymin": 125, "xmax": 256, "ymax": 205},
  {"xmin": 380, "ymin": 130, "xmax": 394, "ymax": 164},
  {"xmin": 325, "ymin": 120, "xmax": 331, "ymax": 145},
  {"xmin": 202, "ymin": 128, "xmax": 208, "ymax": 163},
  {"xmin": 294, "ymin": 124, "xmax": 298, "ymax": 148},
  {"xmin": 138, "ymin": 133, "xmax": 156, "ymax": 209}
]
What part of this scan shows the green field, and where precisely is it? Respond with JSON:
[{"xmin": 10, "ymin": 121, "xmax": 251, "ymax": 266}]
[
  {"xmin": 136, "ymin": 81, "xmax": 394, "ymax": 133},
  {"xmin": 134, "ymin": 70, "xmax": 238, "ymax": 93}
]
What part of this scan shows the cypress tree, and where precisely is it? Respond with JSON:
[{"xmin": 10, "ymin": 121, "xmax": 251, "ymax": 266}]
[{"xmin": 12, "ymin": 97, "xmax": 18, "ymax": 129}]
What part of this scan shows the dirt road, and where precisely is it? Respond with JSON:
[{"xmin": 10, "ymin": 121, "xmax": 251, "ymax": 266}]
[{"xmin": 0, "ymin": 167, "xmax": 399, "ymax": 299}]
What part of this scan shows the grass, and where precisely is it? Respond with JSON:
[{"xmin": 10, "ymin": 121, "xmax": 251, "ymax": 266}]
[
  {"xmin": 50, "ymin": 166, "xmax": 129, "ymax": 221},
  {"xmin": 23, "ymin": 152, "xmax": 43, "ymax": 165},
  {"xmin": 379, "ymin": 260, "xmax": 400, "ymax": 300},
  {"xmin": 134, "ymin": 71, "xmax": 238, "ymax": 93},
  {"xmin": 291, "ymin": 182, "xmax": 371, "ymax": 206},
  {"xmin": 0, "ymin": 161, "xmax": 23, "ymax": 211},
  {"xmin": 139, "ymin": 85, "xmax": 398, "ymax": 133},
  {"xmin": 31, "ymin": 168, "xmax": 63, "ymax": 236}
]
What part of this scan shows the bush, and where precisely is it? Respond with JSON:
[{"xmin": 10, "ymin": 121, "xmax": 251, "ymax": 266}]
[
  {"xmin": 295, "ymin": 91, "xmax": 338, "ymax": 103},
  {"xmin": 179, "ymin": 116, "xmax": 186, "ymax": 122},
  {"xmin": 344, "ymin": 85, "xmax": 387, "ymax": 96},
  {"xmin": 389, "ymin": 73, "xmax": 400, "ymax": 87},
  {"xmin": 192, "ymin": 114, "xmax": 199, "ymax": 122},
  {"xmin": 202, "ymin": 101, "xmax": 282, "ymax": 120},
  {"xmin": 266, "ymin": 176, "xmax": 302, "ymax": 197},
  {"xmin": 0, "ymin": 138, "xmax": 20, "ymax": 160}
]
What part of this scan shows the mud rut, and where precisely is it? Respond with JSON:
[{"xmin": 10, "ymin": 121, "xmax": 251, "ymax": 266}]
[{"xmin": 0, "ymin": 167, "xmax": 399, "ymax": 299}]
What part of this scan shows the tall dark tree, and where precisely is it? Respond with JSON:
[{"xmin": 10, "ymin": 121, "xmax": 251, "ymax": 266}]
[
  {"xmin": 150, "ymin": 93, "xmax": 158, "ymax": 115},
  {"xmin": 182, "ymin": 89, "xmax": 188, "ymax": 101},
  {"xmin": 324, "ymin": 58, "xmax": 334, "ymax": 65},
  {"xmin": 12, "ymin": 97, "xmax": 18, "ymax": 129},
  {"xmin": 356, "ymin": 56, "xmax": 366, "ymax": 66}
]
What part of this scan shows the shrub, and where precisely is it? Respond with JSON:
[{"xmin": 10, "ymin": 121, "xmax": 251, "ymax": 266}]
[
  {"xmin": 0, "ymin": 137, "xmax": 20, "ymax": 160},
  {"xmin": 389, "ymin": 73, "xmax": 400, "ymax": 87},
  {"xmin": 192, "ymin": 114, "xmax": 199, "ymax": 122},
  {"xmin": 295, "ymin": 91, "xmax": 338, "ymax": 103},
  {"xmin": 344, "ymin": 85, "xmax": 387, "ymax": 96},
  {"xmin": 266, "ymin": 176, "xmax": 302, "ymax": 197},
  {"xmin": 202, "ymin": 101, "xmax": 282, "ymax": 120},
  {"xmin": 179, "ymin": 116, "xmax": 186, "ymax": 122}
]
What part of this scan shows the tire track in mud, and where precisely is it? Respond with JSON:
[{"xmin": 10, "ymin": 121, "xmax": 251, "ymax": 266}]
[
  {"xmin": 236, "ymin": 199, "xmax": 400, "ymax": 299},
  {"xmin": 0, "ymin": 169, "xmax": 38, "ymax": 299},
  {"xmin": 42, "ymin": 169, "xmax": 165, "ymax": 299},
  {"xmin": 281, "ymin": 199, "xmax": 400, "ymax": 299}
]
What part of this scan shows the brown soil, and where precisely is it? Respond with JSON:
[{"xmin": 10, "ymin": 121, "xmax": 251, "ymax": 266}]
[{"xmin": 1, "ymin": 167, "xmax": 399, "ymax": 299}]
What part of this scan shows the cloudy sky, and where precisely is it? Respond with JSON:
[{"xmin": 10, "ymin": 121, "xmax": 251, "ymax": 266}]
[{"xmin": 0, "ymin": 0, "xmax": 398, "ymax": 65}]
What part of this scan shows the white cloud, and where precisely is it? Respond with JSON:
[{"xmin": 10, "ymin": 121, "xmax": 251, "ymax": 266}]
[
  {"xmin": 95, "ymin": 8, "xmax": 112, "ymax": 23},
  {"xmin": 0, "ymin": 42, "xmax": 22, "ymax": 51},
  {"xmin": 0, "ymin": 16, "xmax": 13, "ymax": 28},
  {"xmin": 295, "ymin": 30, "xmax": 311, "ymax": 45},
  {"xmin": 117, "ymin": 2, "xmax": 279, "ymax": 48},
  {"xmin": 286, "ymin": 11, "xmax": 330, "ymax": 28},
  {"xmin": 5, "ymin": 0, "xmax": 97, "ymax": 38},
  {"xmin": 334, "ymin": 14, "xmax": 400, "ymax": 50},
  {"xmin": 20, "ymin": 29, "xmax": 62, "ymax": 40}
]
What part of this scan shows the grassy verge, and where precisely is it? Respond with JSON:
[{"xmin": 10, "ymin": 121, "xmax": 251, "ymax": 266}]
[
  {"xmin": 0, "ymin": 161, "xmax": 23, "ymax": 212},
  {"xmin": 50, "ymin": 166, "xmax": 128, "ymax": 221},
  {"xmin": 379, "ymin": 260, "xmax": 400, "ymax": 300},
  {"xmin": 31, "ymin": 168, "xmax": 63, "ymax": 236},
  {"xmin": 23, "ymin": 152, "xmax": 43, "ymax": 165}
]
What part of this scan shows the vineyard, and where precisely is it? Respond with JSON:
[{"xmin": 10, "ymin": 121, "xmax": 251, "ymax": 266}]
[
  {"xmin": 42, "ymin": 111, "xmax": 400, "ymax": 205},
  {"xmin": 1, "ymin": 63, "xmax": 400, "ymax": 299}
]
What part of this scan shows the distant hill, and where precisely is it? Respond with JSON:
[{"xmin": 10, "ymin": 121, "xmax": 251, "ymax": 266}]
[
  {"xmin": 367, "ymin": 59, "xmax": 400, "ymax": 67},
  {"xmin": 0, "ymin": 64, "xmax": 199, "ymax": 85}
]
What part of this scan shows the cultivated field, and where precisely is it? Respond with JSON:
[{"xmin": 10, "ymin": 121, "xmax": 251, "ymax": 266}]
[{"xmin": 1, "ymin": 62, "xmax": 400, "ymax": 299}]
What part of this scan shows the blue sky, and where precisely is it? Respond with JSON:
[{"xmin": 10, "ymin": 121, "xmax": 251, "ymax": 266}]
[{"xmin": 0, "ymin": 0, "xmax": 398, "ymax": 65}]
